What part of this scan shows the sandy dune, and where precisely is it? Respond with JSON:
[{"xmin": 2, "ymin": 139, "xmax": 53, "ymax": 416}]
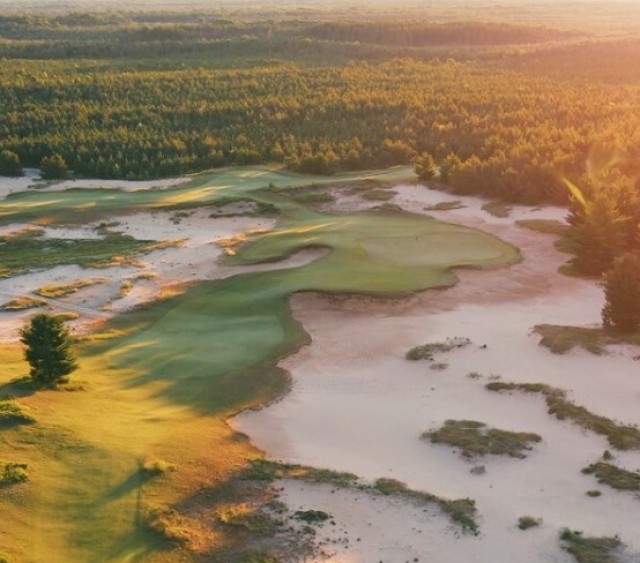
[{"xmin": 232, "ymin": 186, "xmax": 640, "ymax": 562}]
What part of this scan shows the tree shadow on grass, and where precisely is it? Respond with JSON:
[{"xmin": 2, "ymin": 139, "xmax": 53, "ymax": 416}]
[{"xmin": 0, "ymin": 376, "xmax": 39, "ymax": 400}]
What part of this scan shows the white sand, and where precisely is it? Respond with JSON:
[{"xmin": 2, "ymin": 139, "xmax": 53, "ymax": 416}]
[
  {"xmin": 0, "ymin": 169, "xmax": 41, "ymax": 199},
  {"xmin": 232, "ymin": 184, "xmax": 640, "ymax": 562}
]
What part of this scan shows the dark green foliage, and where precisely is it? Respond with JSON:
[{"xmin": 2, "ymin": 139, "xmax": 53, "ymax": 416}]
[
  {"xmin": 406, "ymin": 337, "xmax": 471, "ymax": 361},
  {"xmin": 602, "ymin": 253, "xmax": 640, "ymax": 332},
  {"xmin": 0, "ymin": 149, "xmax": 23, "ymax": 177},
  {"xmin": 423, "ymin": 420, "xmax": 542, "ymax": 458},
  {"xmin": 40, "ymin": 153, "xmax": 68, "ymax": 179},
  {"xmin": 293, "ymin": 510, "xmax": 331, "ymax": 523},
  {"xmin": 560, "ymin": 529, "xmax": 623, "ymax": 563},
  {"xmin": 20, "ymin": 313, "xmax": 78, "ymax": 386}
]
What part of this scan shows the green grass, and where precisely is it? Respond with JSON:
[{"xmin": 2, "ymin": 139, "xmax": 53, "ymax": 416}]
[
  {"xmin": 0, "ymin": 165, "xmax": 415, "ymax": 226},
  {"xmin": 560, "ymin": 529, "xmax": 624, "ymax": 563},
  {"xmin": 582, "ymin": 462, "xmax": 640, "ymax": 492},
  {"xmin": 0, "ymin": 164, "xmax": 515, "ymax": 560},
  {"xmin": 486, "ymin": 382, "xmax": 640, "ymax": 450},
  {"xmin": 534, "ymin": 324, "xmax": 640, "ymax": 354},
  {"xmin": 0, "ymin": 230, "xmax": 171, "ymax": 278},
  {"xmin": 423, "ymin": 419, "xmax": 542, "ymax": 458}
]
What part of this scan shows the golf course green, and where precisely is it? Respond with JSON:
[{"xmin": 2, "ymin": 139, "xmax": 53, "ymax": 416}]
[{"xmin": 0, "ymin": 165, "xmax": 520, "ymax": 562}]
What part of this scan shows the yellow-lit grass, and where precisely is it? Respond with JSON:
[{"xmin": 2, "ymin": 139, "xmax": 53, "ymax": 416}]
[
  {"xmin": 0, "ymin": 339, "xmax": 263, "ymax": 562},
  {"xmin": 34, "ymin": 278, "xmax": 105, "ymax": 299}
]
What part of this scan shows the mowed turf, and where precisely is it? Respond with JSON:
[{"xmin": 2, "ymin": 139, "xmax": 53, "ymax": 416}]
[
  {"xmin": 0, "ymin": 165, "xmax": 414, "ymax": 225},
  {"xmin": 0, "ymin": 167, "xmax": 519, "ymax": 562}
]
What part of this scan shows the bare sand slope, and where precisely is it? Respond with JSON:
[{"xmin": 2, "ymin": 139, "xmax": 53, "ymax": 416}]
[{"xmin": 232, "ymin": 186, "xmax": 640, "ymax": 562}]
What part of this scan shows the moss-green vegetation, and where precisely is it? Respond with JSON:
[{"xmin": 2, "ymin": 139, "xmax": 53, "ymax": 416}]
[
  {"xmin": 243, "ymin": 460, "xmax": 478, "ymax": 534},
  {"xmin": 361, "ymin": 188, "xmax": 396, "ymax": 201},
  {"xmin": 141, "ymin": 458, "xmax": 175, "ymax": 477},
  {"xmin": 534, "ymin": 324, "xmax": 640, "ymax": 354},
  {"xmin": 0, "ymin": 296, "xmax": 48, "ymax": 311},
  {"xmin": 426, "ymin": 201, "xmax": 465, "ymax": 211},
  {"xmin": 0, "ymin": 228, "xmax": 172, "ymax": 277},
  {"xmin": 560, "ymin": 529, "xmax": 624, "ymax": 563},
  {"xmin": 406, "ymin": 337, "xmax": 472, "ymax": 361},
  {"xmin": 0, "ymin": 400, "xmax": 35, "ymax": 427},
  {"xmin": 517, "ymin": 516, "xmax": 542, "ymax": 530},
  {"xmin": 586, "ymin": 490, "xmax": 602, "ymax": 497},
  {"xmin": 486, "ymin": 382, "xmax": 640, "ymax": 450},
  {"xmin": 423, "ymin": 419, "xmax": 542, "ymax": 459},
  {"xmin": 582, "ymin": 462, "xmax": 640, "ymax": 493},
  {"xmin": 481, "ymin": 200, "xmax": 511, "ymax": 218}
]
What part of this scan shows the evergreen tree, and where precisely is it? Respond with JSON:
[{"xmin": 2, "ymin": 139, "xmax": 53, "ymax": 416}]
[
  {"xmin": 0, "ymin": 149, "xmax": 23, "ymax": 177},
  {"xmin": 602, "ymin": 253, "xmax": 640, "ymax": 332},
  {"xmin": 20, "ymin": 314, "xmax": 78, "ymax": 386},
  {"xmin": 413, "ymin": 152, "xmax": 437, "ymax": 181},
  {"xmin": 40, "ymin": 154, "xmax": 68, "ymax": 180}
]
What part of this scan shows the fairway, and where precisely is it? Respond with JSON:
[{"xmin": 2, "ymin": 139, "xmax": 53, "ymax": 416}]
[{"xmin": 0, "ymin": 166, "xmax": 519, "ymax": 562}]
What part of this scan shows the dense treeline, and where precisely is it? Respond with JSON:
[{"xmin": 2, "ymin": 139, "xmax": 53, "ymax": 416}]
[{"xmin": 2, "ymin": 56, "xmax": 640, "ymax": 204}]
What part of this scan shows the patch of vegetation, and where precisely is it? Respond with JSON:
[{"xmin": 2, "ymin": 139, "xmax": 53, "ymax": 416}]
[
  {"xmin": 518, "ymin": 516, "xmax": 542, "ymax": 530},
  {"xmin": 35, "ymin": 278, "xmax": 105, "ymax": 299},
  {"xmin": 361, "ymin": 188, "xmax": 396, "ymax": 201},
  {"xmin": 425, "ymin": 200, "xmax": 465, "ymax": 211},
  {"xmin": 141, "ymin": 458, "xmax": 175, "ymax": 477},
  {"xmin": 582, "ymin": 462, "xmax": 640, "ymax": 492},
  {"xmin": 236, "ymin": 550, "xmax": 282, "ymax": 563},
  {"xmin": 423, "ymin": 419, "xmax": 542, "ymax": 459},
  {"xmin": 486, "ymin": 382, "xmax": 640, "ymax": 450},
  {"xmin": 294, "ymin": 510, "xmax": 331, "ymax": 524},
  {"xmin": 560, "ymin": 529, "xmax": 623, "ymax": 563},
  {"xmin": 0, "ymin": 462, "xmax": 29, "ymax": 486},
  {"xmin": 144, "ymin": 507, "xmax": 194, "ymax": 547},
  {"xmin": 0, "ymin": 296, "xmax": 48, "ymax": 311},
  {"xmin": 534, "ymin": 324, "xmax": 640, "ymax": 354},
  {"xmin": 0, "ymin": 400, "xmax": 35, "ymax": 427},
  {"xmin": 516, "ymin": 219, "xmax": 569, "ymax": 236},
  {"xmin": 481, "ymin": 200, "xmax": 511, "ymax": 218},
  {"xmin": 290, "ymin": 192, "xmax": 335, "ymax": 204},
  {"xmin": 0, "ymin": 229, "xmax": 172, "ymax": 277},
  {"xmin": 406, "ymin": 336, "xmax": 472, "ymax": 361},
  {"xmin": 218, "ymin": 505, "xmax": 282, "ymax": 535},
  {"xmin": 242, "ymin": 460, "xmax": 478, "ymax": 534},
  {"xmin": 118, "ymin": 279, "xmax": 134, "ymax": 299},
  {"xmin": 586, "ymin": 490, "xmax": 602, "ymax": 497}
]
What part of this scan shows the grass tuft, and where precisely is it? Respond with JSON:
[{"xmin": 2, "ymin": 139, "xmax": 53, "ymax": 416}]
[
  {"xmin": 0, "ymin": 400, "xmax": 36, "ymax": 427},
  {"xmin": 0, "ymin": 462, "xmax": 29, "ymax": 486},
  {"xmin": 534, "ymin": 324, "xmax": 640, "ymax": 355},
  {"xmin": 406, "ymin": 337, "xmax": 471, "ymax": 361},
  {"xmin": 486, "ymin": 382, "xmax": 640, "ymax": 450},
  {"xmin": 423, "ymin": 419, "xmax": 542, "ymax": 459},
  {"xmin": 518, "ymin": 516, "xmax": 542, "ymax": 530},
  {"xmin": 141, "ymin": 457, "xmax": 175, "ymax": 477},
  {"xmin": 560, "ymin": 529, "xmax": 623, "ymax": 563},
  {"xmin": 35, "ymin": 278, "xmax": 105, "ymax": 299},
  {"xmin": 582, "ymin": 462, "xmax": 640, "ymax": 492}
]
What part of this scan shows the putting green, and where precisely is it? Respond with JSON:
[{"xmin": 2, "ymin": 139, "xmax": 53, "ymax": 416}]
[{"xmin": 0, "ymin": 166, "xmax": 520, "ymax": 562}]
